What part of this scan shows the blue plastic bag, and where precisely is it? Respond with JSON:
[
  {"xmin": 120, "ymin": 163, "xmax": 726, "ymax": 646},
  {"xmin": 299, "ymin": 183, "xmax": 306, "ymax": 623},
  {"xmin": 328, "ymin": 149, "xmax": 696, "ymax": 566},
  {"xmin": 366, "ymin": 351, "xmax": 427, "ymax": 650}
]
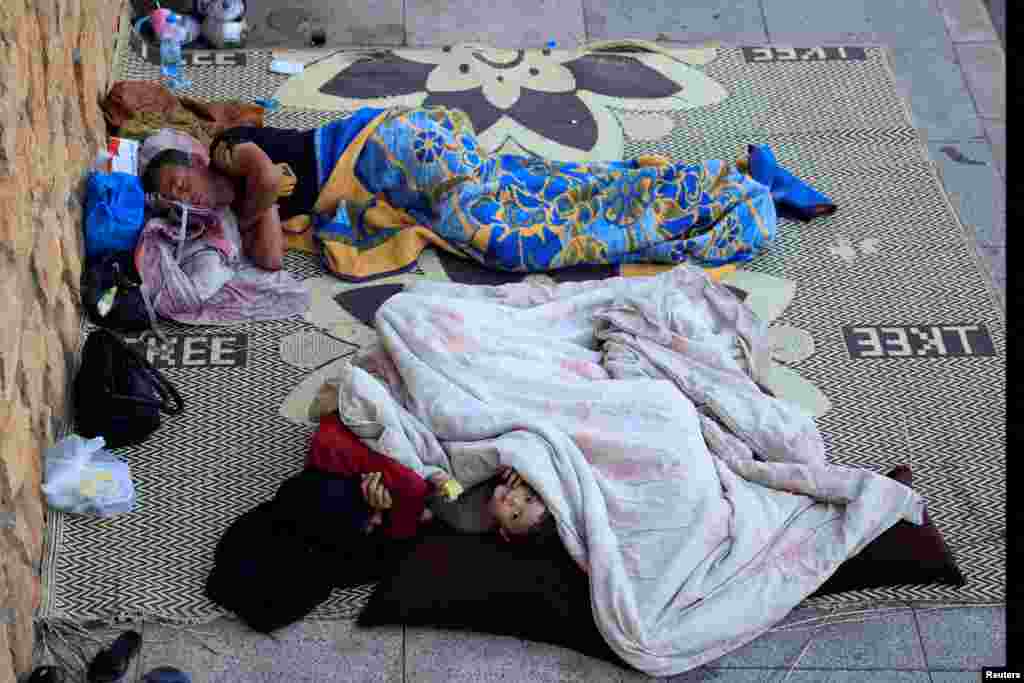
[{"xmin": 84, "ymin": 171, "xmax": 146, "ymax": 259}]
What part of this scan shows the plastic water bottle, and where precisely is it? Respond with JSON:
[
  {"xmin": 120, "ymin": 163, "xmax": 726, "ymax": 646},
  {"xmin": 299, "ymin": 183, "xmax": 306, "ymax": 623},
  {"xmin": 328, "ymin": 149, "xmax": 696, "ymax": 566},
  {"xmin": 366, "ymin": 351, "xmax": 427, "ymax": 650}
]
[{"xmin": 158, "ymin": 12, "xmax": 190, "ymax": 91}]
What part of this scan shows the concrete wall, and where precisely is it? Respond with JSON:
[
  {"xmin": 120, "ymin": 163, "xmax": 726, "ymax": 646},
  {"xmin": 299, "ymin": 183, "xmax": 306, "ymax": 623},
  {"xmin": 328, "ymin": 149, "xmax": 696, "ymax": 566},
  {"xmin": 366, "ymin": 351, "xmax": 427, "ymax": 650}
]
[{"xmin": 0, "ymin": 0, "xmax": 121, "ymax": 676}]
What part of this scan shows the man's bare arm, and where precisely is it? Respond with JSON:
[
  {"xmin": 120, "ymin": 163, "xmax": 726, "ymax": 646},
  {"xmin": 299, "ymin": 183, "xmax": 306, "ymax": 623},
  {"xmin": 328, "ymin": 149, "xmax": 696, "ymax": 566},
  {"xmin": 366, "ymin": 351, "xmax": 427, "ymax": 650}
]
[{"xmin": 217, "ymin": 141, "xmax": 282, "ymax": 225}]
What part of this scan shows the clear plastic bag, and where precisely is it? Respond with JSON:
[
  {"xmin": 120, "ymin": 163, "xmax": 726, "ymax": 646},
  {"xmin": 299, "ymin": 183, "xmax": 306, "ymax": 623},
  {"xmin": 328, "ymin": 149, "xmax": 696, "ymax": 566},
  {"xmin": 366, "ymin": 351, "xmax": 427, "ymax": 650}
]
[{"xmin": 42, "ymin": 435, "xmax": 136, "ymax": 517}]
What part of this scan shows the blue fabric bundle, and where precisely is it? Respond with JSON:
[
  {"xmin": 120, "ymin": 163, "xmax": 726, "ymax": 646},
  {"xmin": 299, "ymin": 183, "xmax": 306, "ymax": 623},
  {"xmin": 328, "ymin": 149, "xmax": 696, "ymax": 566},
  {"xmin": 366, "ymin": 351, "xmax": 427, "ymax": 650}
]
[{"xmin": 84, "ymin": 171, "xmax": 146, "ymax": 259}]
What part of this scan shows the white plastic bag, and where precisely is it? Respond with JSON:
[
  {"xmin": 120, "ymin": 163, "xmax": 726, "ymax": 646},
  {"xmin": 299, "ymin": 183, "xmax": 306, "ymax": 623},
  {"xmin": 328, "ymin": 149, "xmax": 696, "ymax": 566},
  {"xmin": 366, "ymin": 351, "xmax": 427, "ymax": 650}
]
[{"xmin": 42, "ymin": 435, "xmax": 136, "ymax": 517}]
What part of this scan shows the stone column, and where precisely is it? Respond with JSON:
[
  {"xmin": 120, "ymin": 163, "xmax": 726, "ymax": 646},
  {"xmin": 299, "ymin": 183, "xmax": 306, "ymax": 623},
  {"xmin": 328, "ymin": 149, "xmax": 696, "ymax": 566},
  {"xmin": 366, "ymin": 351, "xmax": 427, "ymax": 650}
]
[{"xmin": 0, "ymin": 0, "xmax": 121, "ymax": 676}]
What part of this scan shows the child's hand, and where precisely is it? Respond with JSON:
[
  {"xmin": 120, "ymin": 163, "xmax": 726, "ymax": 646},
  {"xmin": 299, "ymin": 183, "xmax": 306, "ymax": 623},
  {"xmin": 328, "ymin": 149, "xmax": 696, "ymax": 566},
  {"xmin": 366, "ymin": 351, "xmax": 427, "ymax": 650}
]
[
  {"xmin": 361, "ymin": 472, "xmax": 393, "ymax": 510},
  {"xmin": 428, "ymin": 472, "xmax": 450, "ymax": 489},
  {"xmin": 364, "ymin": 509, "xmax": 384, "ymax": 534},
  {"xmin": 499, "ymin": 466, "xmax": 525, "ymax": 489},
  {"xmin": 428, "ymin": 472, "xmax": 463, "ymax": 501}
]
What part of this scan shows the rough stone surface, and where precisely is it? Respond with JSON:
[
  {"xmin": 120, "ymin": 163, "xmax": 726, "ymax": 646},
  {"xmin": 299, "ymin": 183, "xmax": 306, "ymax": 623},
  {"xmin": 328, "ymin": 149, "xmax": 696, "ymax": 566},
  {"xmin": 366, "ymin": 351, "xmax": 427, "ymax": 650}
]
[
  {"xmin": 406, "ymin": 0, "xmax": 587, "ymax": 49},
  {"xmin": 583, "ymin": 0, "xmax": 769, "ymax": 45},
  {"xmin": 938, "ymin": 0, "xmax": 997, "ymax": 42},
  {"xmin": 245, "ymin": 0, "xmax": 405, "ymax": 48},
  {"xmin": 954, "ymin": 42, "xmax": 1005, "ymax": 119},
  {"xmin": 0, "ymin": 0, "xmax": 121, "ymax": 677}
]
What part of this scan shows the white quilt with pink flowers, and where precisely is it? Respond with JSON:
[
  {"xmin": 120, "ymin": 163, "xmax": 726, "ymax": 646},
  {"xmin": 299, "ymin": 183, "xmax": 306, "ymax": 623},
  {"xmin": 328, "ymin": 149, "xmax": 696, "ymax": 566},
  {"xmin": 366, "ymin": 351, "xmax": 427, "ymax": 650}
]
[{"xmin": 331, "ymin": 264, "xmax": 925, "ymax": 677}]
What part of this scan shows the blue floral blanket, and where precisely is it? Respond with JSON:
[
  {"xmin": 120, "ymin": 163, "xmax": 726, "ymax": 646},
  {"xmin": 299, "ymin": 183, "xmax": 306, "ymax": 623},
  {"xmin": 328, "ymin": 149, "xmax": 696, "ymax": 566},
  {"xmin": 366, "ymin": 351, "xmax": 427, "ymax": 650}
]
[{"xmin": 313, "ymin": 106, "xmax": 777, "ymax": 281}]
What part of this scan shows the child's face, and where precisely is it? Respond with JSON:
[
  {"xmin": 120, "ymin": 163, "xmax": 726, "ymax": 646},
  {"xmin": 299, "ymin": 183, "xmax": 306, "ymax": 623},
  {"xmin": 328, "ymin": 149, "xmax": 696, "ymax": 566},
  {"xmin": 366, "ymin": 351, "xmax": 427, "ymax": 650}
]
[{"xmin": 489, "ymin": 482, "xmax": 547, "ymax": 539}]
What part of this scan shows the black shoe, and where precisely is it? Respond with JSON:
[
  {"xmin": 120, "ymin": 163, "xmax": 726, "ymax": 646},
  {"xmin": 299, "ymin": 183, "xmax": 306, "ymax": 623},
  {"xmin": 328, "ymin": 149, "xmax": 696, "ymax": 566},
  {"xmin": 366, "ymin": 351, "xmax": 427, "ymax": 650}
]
[
  {"xmin": 28, "ymin": 666, "xmax": 65, "ymax": 683},
  {"xmin": 142, "ymin": 667, "xmax": 191, "ymax": 683},
  {"xmin": 87, "ymin": 630, "xmax": 142, "ymax": 683}
]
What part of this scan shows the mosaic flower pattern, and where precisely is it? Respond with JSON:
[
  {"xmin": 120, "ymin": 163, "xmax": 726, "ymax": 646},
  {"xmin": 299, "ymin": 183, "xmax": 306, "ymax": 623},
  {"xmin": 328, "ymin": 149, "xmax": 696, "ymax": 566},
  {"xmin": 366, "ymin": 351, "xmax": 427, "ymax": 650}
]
[
  {"xmin": 274, "ymin": 42, "xmax": 728, "ymax": 162},
  {"xmin": 414, "ymin": 129, "xmax": 443, "ymax": 163}
]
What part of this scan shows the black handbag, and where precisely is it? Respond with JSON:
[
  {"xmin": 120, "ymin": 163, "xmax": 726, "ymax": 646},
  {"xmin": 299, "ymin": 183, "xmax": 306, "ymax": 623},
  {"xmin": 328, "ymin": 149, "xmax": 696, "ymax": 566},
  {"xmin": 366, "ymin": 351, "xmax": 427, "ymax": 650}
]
[
  {"xmin": 81, "ymin": 251, "xmax": 152, "ymax": 332},
  {"xmin": 74, "ymin": 328, "xmax": 184, "ymax": 448}
]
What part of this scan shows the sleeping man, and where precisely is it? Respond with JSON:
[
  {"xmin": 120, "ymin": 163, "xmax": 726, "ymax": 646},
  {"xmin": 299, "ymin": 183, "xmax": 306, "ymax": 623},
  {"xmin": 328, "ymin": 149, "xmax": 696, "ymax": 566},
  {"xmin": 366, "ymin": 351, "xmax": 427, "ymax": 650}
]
[{"xmin": 140, "ymin": 105, "xmax": 835, "ymax": 274}]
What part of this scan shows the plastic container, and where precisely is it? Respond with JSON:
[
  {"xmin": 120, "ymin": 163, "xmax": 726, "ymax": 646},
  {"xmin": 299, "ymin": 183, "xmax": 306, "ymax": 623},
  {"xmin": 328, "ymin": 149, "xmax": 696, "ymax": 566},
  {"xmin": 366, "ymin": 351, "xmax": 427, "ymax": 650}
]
[
  {"xmin": 134, "ymin": 9, "xmax": 193, "ymax": 91},
  {"xmin": 197, "ymin": 0, "xmax": 246, "ymax": 22},
  {"xmin": 201, "ymin": 16, "xmax": 249, "ymax": 49},
  {"xmin": 159, "ymin": 13, "xmax": 188, "ymax": 90},
  {"xmin": 134, "ymin": 9, "xmax": 200, "ymax": 45}
]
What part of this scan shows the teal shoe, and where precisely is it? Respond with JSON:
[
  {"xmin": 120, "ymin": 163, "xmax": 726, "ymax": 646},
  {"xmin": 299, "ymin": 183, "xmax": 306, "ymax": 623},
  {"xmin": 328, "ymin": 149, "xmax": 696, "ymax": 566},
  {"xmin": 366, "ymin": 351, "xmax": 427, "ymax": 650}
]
[{"xmin": 747, "ymin": 144, "xmax": 837, "ymax": 222}]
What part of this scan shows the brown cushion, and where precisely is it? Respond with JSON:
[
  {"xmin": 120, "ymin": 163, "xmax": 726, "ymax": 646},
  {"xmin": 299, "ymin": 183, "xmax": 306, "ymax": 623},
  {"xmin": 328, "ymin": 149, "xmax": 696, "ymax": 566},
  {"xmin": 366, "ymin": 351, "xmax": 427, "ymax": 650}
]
[
  {"xmin": 359, "ymin": 466, "xmax": 964, "ymax": 663},
  {"xmin": 811, "ymin": 465, "xmax": 966, "ymax": 597},
  {"xmin": 103, "ymin": 81, "xmax": 181, "ymax": 129},
  {"xmin": 358, "ymin": 528, "xmax": 619, "ymax": 664}
]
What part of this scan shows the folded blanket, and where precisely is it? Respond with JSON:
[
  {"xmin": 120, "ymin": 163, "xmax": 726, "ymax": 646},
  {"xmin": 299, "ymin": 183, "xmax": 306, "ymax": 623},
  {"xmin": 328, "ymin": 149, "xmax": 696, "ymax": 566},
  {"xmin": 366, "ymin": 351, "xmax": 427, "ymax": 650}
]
[
  {"xmin": 290, "ymin": 106, "xmax": 777, "ymax": 282},
  {"xmin": 103, "ymin": 80, "xmax": 265, "ymax": 147},
  {"xmin": 327, "ymin": 264, "xmax": 924, "ymax": 676}
]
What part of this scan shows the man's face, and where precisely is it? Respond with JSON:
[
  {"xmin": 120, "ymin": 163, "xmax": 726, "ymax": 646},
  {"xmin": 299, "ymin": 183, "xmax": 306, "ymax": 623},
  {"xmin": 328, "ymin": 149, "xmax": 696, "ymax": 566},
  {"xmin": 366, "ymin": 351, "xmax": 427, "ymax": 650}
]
[
  {"xmin": 157, "ymin": 163, "xmax": 218, "ymax": 208},
  {"xmin": 489, "ymin": 482, "xmax": 547, "ymax": 539}
]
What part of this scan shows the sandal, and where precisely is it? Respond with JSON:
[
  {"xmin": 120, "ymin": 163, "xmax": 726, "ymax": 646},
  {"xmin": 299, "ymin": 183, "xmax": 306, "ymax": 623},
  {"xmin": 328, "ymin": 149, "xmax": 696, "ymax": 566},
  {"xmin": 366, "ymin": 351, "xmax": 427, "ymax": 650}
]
[
  {"xmin": 142, "ymin": 666, "xmax": 191, "ymax": 683},
  {"xmin": 28, "ymin": 666, "xmax": 66, "ymax": 683},
  {"xmin": 87, "ymin": 630, "xmax": 142, "ymax": 683}
]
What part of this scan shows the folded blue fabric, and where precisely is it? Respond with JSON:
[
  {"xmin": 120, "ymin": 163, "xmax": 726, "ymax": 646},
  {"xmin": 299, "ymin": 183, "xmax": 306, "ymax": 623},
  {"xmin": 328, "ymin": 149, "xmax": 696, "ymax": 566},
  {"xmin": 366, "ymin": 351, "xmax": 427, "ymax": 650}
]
[{"xmin": 84, "ymin": 172, "xmax": 146, "ymax": 258}]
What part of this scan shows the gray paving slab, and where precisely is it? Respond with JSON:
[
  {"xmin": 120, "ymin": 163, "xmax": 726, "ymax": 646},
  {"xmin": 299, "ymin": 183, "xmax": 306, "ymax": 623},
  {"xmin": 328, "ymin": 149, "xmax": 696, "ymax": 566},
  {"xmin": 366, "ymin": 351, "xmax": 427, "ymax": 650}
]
[
  {"xmin": 915, "ymin": 605, "xmax": 1006, "ymax": 670},
  {"xmin": 403, "ymin": 628, "xmax": 518, "ymax": 681},
  {"xmin": 762, "ymin": 0, "xmax": 950, "ymax": 48},
  {"xmin": 981, "ymin": 118, "xmax": 1006, "ymax": 179},
  {"xmin": 705, "ymin": 608, "xmax": 824, "ymax": 668},
  {"xmin": 927, "ymin": 140, "xmax": 1005, "ymax": 246},
  {"xmin": 938, "ymin": 0, "xmax": 999, "ymax": 42},
  {"xmin": 405, "ymin": 0, "xmax": 587, "ymax": 49},
  {"xmin": 931, "ymin": 673, "xmax": 988, "ymax": 683},
  {"xmin": 975, "ymin": 244, "xmax": 1005, "ymax": 285},
  {"xmin": 581, "ymin": 0, "xmax": 768, "ymax": 45},
  {"xmin": 887, "ymin": 45, "xmax": 983, "ymax": 141},
  {"xmin": 135, "ymin": 618, "xmax": 403, "ymax": 683},
  {"xmin": 406, "ymin": 628, "xmax": 636, "ymax": 682},
  {"xmin": 983, "ymin": 0, "xmax": 1006, "ymax": 44},
  {"xmin": 243, "ymin": 0, "xmax": 404, "ymax": 48},
  {"xmin": 776, "ymin": 673, "xmax": 931, "ymax": 682},
  {"xmin": 780, "ymin": 609, "xmax": 927, "ymax": 670},
  {"xmin": 520, "ymin": 639, "xmax": 659, "ymax": 682},
  {"xmin": 954, "ymin": 42, "xmax": 1005, "ymax": 119},
  {"xmin": 666, "ymin": 669, "xmax": 767, "ymax": 682}
]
